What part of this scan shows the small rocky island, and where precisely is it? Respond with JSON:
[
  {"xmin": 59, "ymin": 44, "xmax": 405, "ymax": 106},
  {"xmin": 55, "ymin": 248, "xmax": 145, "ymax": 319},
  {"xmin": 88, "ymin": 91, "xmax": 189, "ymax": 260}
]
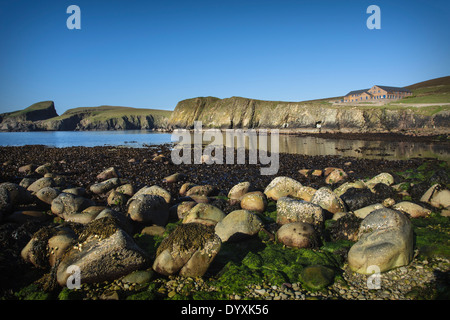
[{"xmin": 0, "ymin": 145, "xmax": 448, "ymax": 300}]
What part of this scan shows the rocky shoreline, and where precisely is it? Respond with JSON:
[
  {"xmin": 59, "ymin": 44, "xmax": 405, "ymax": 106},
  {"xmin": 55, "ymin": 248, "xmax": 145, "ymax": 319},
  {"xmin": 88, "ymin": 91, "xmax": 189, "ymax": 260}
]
[{"xmin": 0, "ymin": 145, "xmax": 449, "ymax": 301}]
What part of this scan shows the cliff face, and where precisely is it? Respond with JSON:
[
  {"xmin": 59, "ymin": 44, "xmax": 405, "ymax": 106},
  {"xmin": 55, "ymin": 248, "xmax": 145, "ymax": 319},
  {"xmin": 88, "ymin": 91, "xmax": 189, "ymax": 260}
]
[
  {"xmin": 168, "ymin": 96, "xmax": 450, "ymax": 135},
  {"xmin": 0, "ymin": 101, "xmax": 58, "ymax": 131},
  {"xmin": 0, "ymin": 103, "xmax": 171, "ymax": 131}
]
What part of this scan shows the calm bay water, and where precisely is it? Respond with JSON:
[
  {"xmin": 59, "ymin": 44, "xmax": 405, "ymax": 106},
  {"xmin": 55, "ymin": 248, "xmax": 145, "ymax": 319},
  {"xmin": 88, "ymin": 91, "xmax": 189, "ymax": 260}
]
[{"xmin": 0, "ymin": 130, "xmax": 448, "ymax": 162}]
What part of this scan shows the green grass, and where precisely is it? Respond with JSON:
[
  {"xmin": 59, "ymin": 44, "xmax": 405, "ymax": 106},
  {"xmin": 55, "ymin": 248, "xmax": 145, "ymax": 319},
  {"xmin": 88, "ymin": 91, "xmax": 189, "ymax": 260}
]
[{"xmin": 6, "ymin": 101, "xmax": 54, "ymax": 118}]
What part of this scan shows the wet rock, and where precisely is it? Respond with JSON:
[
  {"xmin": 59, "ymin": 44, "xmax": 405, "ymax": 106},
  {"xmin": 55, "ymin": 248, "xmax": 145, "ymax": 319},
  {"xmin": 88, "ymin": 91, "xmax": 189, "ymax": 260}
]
[
  {"xmin": 348, "ymin": 208, "xmax": 413, "ymax": 274},
  {"xmin": 294, "ymin": 186, "xmax": 317, "ymax": 202},
  {"xmin": 107, "ymin": 190, "xmax": 128, "ymax": 206},
  {"xmin": 228, "ymin": 182, "xmax": 251, "ymax": 202},
  {"xmin": 35, "ymin": 163, "xmax": 52, "ymax": 175},
  {"xmin": 18, "ymin": 164, "xmax": 37, "ymax": 174},
  {"xmin": 341, "ymin": 188, "xmax": 377, "ymax": 212},
  {"xmin": 90, "ymin": 178, "xmax": 121, "ymax": 195},
  {"xmin": 163, "ymin": 172, "xmax": 186, "ymax": 183},
  {"xmin": 6, "ymin": 210, "xmax": 50, "ymax": 224},
  {"xmin": 276, "ymin": 222, "xmax": 317, "ymax": 248},
  {"xmin": 333, "ymin": 180, "xmax": 366, "ymax": 197},
  {"xmin": 366, "ymin": 172, "xmax": 394, "ymax": 186},
  {"xmin": 96, "ymin": 167, "xmax": 119, "ymax": 180},
  {"xmin": 301, "ymin": 265, "xmax": 335, "ymax": 290},
  {"xmin": 27, "ymin": 177, "xmax": 56, "ymax": 193},
  {"xmin": 182, "ymin": 203, "xmax": 226, "ymax": 226},
  {"xmin": 170, "ymin": 201, "xmax": 197, "ymax": 220},
  {"xmin": 0, "ymin": 182, "xmax": 32, "ymax": 215},
  {"xmin": 353, "ymin": 203, "xmax": 385, "ymax": 219},
  {"xmin": 310, "ymin": 187, "xmax": 346, "ymax": 214},
  {"xmin": 215, "ymin": 209, "xmax": 263, "ymax": 242},
  {"xmin": 392, "ymin": 201, "xmax": 431, "ymax": 218},
  {"xmin": 51, "ymin": 192, "xmax": 95, "ymax": 219},
  {"xmin": 130, "ymin": 185, "xmax": 172, "ymax": 204},
  {"xmin": 65, "ymin": 206, "xmax": 106, "ymax": 224},
  {"xmin": 127, "ymin": 194, "xmax": 169, "ymax": 226},
  {"xmin": 56, "ymin": 219, "xmax": 149, "ymax": 286},
  {"xmin": 153, "ymin": 223, "xmax": 221, "ymax": 277},
  {"xmin": 328, "ymin": 213, "xmax": 362, "ymax": 241},
  {"xmin": 179, "ymin": 182, "xmax": 197, "ymax": 196},
  {"xmin": 116, "ymin": 183, "xmax": 135, "ymax": 197},
  {"xmin": 240, "ymin": 191, "xmax": 267, "ymax": 213},
  {"xmin": 264, "ymin": 176, "xmax": 303, "ymax": 201},
  {"xmin": 62, "ymin": 187, "xmax": 86, "ymax": 197},
  {"xmin": 185, "ymin": 185, "xmax": 217, "ymax": 198},
  {"xmin": 35, "ymin": 187, "xmax": 61, "ymax": 205},
  {"xmin": 276, "ymin": 197, "xmax": 324, "ymax": 228},
  {"xmin": 420, "ymin": 184, "xmax": 450, "ymax": 209},
  {"xmin": 325, "ymin": 168, "xmax": 348, "ymax": 185}
]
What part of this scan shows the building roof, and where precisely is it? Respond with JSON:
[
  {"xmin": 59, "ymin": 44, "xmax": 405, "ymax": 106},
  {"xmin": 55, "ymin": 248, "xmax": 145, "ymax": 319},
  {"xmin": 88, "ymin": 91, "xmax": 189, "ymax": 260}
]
[
  {"xmin": 374, "ymin": 85, "xmax": 412, "ymax": 93},
  {"xmin": 345, "ymin": 85, "xmax": 412, "ymax": 97},
  {"xmin": 345, "ymin": 89, "xmax": 370, "ymax": 96}
]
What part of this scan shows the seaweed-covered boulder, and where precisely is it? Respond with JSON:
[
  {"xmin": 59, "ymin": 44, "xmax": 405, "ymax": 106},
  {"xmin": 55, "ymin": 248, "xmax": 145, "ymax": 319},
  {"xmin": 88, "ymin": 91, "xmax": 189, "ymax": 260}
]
[
  {"xmin": 56, "ymin": 218, "xmax": 149, "ymax": 286},
  {"xmin": 276, "ymin": 197, "xmax": 324, "ymax": 228},
  {"xmin": 348, "ymin": 208, "xmax": 413, "ymax": 274},
  {"xmin": 341, "ymin": 188, "xmax": 377, "ymax": 212},
  {"xmin": 51, "ymin": 193, "xmax": 95, "ymax": 219},
  {"xmin": 310, "ymin": 187, "xmax": 346, "ymax": 214},
  {"xmin": 182, "ymin": 203, "xmax": 225, "ymax": 226},
  {"xmin": 264, "ymin": 176, "xmax": 303, "ymax": 201},
  {"xmin": 153, "ymin": 223, "xmax": 221, "ymax": 277},
  {"xmin": 301, "ymin": 265, "xmax": 335, "ymax": 290},
  {"xmin": 276, "ymin": 222, "xmax": 318, "ymax": 248},
  {"xmin": 127, "ymin": 194, "xmax": 169, "ymax": 226},
  {"xmin": 0, "ymin": 182, "xmax": 32, "ymax": 216},
  {"xmin": 215, "ymin": 210, "xmax": 263, "ymax": 242}
]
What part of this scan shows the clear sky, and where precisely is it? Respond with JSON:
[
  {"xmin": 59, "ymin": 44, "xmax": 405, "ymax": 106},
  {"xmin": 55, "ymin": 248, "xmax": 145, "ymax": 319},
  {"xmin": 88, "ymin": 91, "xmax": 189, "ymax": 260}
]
[{"xmin": 0, "ymin": 0, "xmax": 449, "ymax": 115}]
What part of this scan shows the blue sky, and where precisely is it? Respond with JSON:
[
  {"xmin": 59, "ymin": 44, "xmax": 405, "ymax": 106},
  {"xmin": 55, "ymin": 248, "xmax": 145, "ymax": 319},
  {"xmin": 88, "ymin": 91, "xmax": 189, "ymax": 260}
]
[{"xmin": 0, "ymin": 0, "xmax": 449, "ymax": 115}]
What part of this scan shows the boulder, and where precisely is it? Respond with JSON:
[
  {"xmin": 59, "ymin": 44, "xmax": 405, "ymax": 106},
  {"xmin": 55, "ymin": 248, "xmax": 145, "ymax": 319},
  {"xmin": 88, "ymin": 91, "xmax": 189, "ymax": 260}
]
[
  {"xmin": 65, "ymin": 206, "xmax": 106, "ymax": 224},
  {"xmin": 127, "ymin": 194, "xmax": 169, "ymax": 226},
  {"xmin": 115, "ymin": 184, "xmax": 135, "ymax": 197},
  {"xmin": 264, "ymin": 176, "xmax": 303, "ymax": 201},
  {"xmin": 163, "ymin": 172, "xmax": 186, "ymax": 183},
  {"xmin": 301, "ymin": 265, "xmax": 335, "ymax": 290},
  {"xmin": 27, "ymin": 177, "xmax": 56, "ymax": 193},
  {"xmin": 215, "ymin": 210, "xmax": 263, "ymax": 242},
  {"xmin": 228, "ymin": 182, "xmax": 251, "ymax": 202},
  {"xmin": 276, "ymin": 197, "xmax": 324, "ymax": 228},
  {"xmin": 325, "ymin": 168, "xmax": 348, "ymax": 185},
  {"xmin": 35, "ymin": 187, "xmax": 61, "ymax": 205},
  {"xmin": 293, "ymin": 186, "xmax": 317, "ymax": 202},
  {"xmin": 153, "ymin": 223, "xmax": 221, "ymax": 277},
  {"xmin": 56, "ymin": 218, "xmax": 148, "ymax": 286},
  {"xmin": 420, "ymin": 184, "xmax": 450, "ymax": 208},
  {"xmin": 353, "ymin": 203, "xmax": 385, "ymax": 219},
  {"xmin": 366, "ymin": 172, "xmax": 394, "ymax": 186},
  {"xmin": 185, "ymin": 185, "xmax": 217, "ymax": 197},
  {"xmin": 107, "ymin": 190, "xmax": 128, "ymax": 206},
  {"xmin": 0, "ymin": 182, "xmax": 32, "ymax": 215},
  {"xmin": 18, "ymin": 164, "xmax": 37, "ymax": 174},
  {"xmin": 179, "ymin": 182, "xmax": 197, "ymax": 196},
  {"xmin": 348, "ymin": 208, "xmax": 413, "ymax": 274},
  {"xmin": 392, "ymin": 201, "xmax": 431, "ymax": 218},
  {"xmin": 35, "ymin": 163, "xmax": 52, "ymax": 175},
  {"xmin": 62, "ymin": 187, "xmax": 86, "ymax": 197},
  {"xmin": 96, "ymin": 167, "xmax": 119, "ymax": 180},
  {"xmin": 90, "ymin": 178, "xmax": 121, "ymax": 195},
  {"xmin": 51, "ymin": 193, "xmax": 95, "ymax": 219},
  {"xmin": 130, "ymin": 185, "xmax": 172, "ymax": 204},
  {"xmin": 310, "ymin": 187, "xmax": 346, "ymax": 214},
  {"xmin": 333, "ymin": 180, "xmax": 366, "ymax": 197},
  {"xmin": 341, "ymin": 188, "xmax": 377, "ymax": 212},
  {"xmin": 240, "ymin": 191, "xmax": 267, "ymax": 213},
  {"xmin": 170, "ymin": 201, "xmax": 197, "ymax": 220},
  {"xmin": 182, "ymin": 203, "xmax": 225, "ymax": 226},
  {"xmin": 276, "ymin": 222, "xmax": 317, "ymax": 248}
]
